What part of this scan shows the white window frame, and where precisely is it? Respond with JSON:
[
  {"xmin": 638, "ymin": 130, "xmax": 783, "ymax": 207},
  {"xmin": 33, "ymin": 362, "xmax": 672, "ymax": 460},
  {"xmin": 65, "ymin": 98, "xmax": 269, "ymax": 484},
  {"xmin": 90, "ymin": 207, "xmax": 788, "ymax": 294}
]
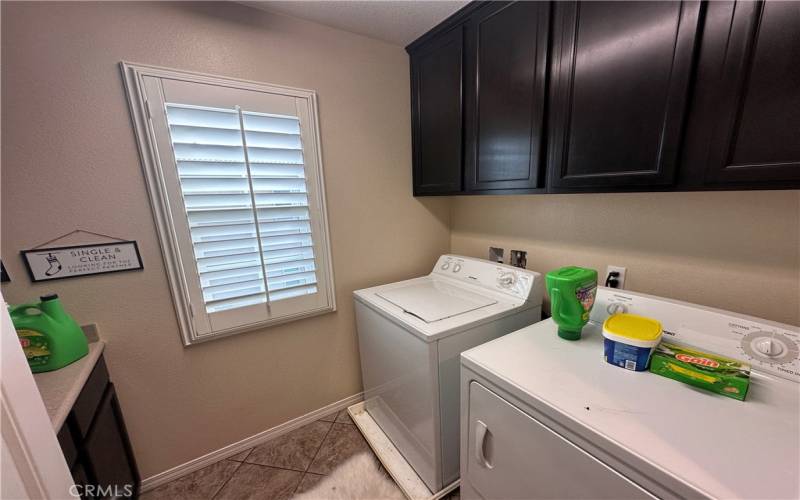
[{"xmin": 121, "ymin": 62, "xmax": 336, "ymax": 345}]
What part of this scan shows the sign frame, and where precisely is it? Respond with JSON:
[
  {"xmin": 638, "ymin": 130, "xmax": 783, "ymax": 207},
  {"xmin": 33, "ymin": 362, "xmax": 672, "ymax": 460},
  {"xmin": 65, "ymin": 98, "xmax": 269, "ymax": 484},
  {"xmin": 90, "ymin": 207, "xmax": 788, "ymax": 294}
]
[{"xmin": 21, "ymin": 241, "xmax": 144, "ymax": 282}]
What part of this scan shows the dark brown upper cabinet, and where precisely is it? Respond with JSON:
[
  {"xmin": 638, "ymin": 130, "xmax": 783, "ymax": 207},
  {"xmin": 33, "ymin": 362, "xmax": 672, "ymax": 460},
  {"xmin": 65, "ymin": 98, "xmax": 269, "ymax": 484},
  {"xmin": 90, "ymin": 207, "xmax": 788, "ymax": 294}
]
[
  {"xmin": 547, "ymin": 1, "xmax": 702, "ymax": 191},
  {"xmin": 681, "ymin": 1, "xmax": 800, "ymax": 187},
  {"xmin": 409, "ymin": 25, "xmax": 465, "ymax": 195},
  {"xmin": 463, "ymin": 2, "xmax": 550, "ymax": 193},
  {"xmin": 407, "ymin": 1, "xmax": 799, "ymax": 196}
]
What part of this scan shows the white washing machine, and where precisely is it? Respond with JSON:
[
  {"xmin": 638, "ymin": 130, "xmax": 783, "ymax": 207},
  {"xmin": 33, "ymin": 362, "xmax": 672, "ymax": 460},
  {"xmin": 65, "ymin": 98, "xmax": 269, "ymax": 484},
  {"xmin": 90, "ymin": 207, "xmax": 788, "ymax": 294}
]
[{"xmin": 354, "ymin": 255, "xmax": 544, "ymax": 494}]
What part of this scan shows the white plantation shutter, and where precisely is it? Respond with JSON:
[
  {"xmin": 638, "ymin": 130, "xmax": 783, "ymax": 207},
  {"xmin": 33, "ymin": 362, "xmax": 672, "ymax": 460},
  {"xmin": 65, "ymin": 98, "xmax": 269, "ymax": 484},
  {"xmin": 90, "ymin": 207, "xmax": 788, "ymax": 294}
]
[
  {"xmin": 122, "ymin": 64, "xmax": 335, "ymax": 344},
  {"xmin": 165, "ymin": 104, "xmax": 319, "ymax": 313}
]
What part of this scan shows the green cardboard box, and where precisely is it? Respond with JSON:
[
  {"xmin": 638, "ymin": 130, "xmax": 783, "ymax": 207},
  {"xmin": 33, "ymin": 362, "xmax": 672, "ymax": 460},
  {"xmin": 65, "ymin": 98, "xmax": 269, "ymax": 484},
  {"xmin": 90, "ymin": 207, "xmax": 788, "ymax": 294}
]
[{"xmin": 649, "ymin": 342, "xmax": 750, "ymax": 401}]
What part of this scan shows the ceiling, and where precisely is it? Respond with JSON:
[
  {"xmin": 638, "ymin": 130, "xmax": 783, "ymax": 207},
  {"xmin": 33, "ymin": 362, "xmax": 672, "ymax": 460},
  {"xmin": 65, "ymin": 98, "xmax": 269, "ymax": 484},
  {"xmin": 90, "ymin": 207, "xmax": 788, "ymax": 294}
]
[{"xmin": 242, "ymin": 1, "xmax": 469, "ymax": 46}]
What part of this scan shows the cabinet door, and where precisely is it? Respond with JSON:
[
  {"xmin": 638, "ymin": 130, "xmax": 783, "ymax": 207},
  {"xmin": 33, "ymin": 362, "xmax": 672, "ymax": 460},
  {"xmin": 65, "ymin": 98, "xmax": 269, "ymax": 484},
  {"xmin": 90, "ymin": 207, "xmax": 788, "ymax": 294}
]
[
  {"xmin": 548, "ymin": 1, "xmax": 702, "ymax": 190},
  {"xmin": 71, "ymin": 462, "xmax": 90, "ymax": 500},
  {"xmin": 465, "ymin": 381, "xmax": 651, "ymax": 499},
  {"xmin": 688, "ymin": 1, "xmax": 800, "ymax": 186},
  {"xmin": 84, "ymin": 384, "xmax": 140, "ymax": 499},
  {"xmin": 410, "ymin": 26, "xmax": 465, "ymax": 195},
  {"xmin": 464, "ymin": 2, "xmax": 549, "ymax": 192},
  {"xmin": 72, "ymin": 357, "xmax": 110, "ymax": 438},
  {"xmin": 58, "ymin": 423, "xmax": 79, "ymax": 469}
]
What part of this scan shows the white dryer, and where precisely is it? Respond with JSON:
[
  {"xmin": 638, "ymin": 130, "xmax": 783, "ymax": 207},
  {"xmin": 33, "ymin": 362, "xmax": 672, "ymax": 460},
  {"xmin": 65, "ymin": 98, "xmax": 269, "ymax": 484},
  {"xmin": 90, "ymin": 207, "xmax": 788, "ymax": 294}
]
[
  {"xmin": 354, "ymin": 255, "xmax": 544, "ymax": 494},
  {"xmin": 459, "ymin": 287, "xmax": 800, "ymax": 500}
]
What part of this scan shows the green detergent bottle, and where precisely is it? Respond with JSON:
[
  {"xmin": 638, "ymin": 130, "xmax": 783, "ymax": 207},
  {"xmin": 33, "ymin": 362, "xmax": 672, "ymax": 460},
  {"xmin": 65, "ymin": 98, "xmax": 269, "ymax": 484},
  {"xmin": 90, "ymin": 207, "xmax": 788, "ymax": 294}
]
[
  {"xmin": 546, "ymin": 267, "xmax": 598, "ymax": 340},
  {"xmin": 9, "ymin": 294, "xmax": 88, "ymax": 373}
]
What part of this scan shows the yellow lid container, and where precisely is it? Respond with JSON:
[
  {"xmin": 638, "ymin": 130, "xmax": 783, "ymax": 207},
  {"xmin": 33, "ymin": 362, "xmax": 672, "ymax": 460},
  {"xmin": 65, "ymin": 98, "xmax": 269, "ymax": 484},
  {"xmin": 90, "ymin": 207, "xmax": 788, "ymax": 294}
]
[{"xmin": 603, "ymin": 313, "xmax": 663, "ymax": 347}]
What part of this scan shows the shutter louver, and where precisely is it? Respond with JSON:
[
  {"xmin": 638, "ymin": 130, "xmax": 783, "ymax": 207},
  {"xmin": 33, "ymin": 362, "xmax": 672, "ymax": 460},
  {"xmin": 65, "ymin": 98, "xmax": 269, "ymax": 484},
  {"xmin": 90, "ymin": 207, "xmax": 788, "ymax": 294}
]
[{"xmin": 165, "ymin": 104, "xmax": 319, "ymax": 314}]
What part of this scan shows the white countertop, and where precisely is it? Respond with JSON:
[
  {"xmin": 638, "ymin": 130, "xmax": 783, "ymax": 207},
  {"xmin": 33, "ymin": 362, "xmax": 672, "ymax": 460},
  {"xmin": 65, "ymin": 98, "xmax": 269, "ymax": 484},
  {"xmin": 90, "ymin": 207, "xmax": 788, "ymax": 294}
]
[
  {"xmin": 33, "ymin": 341, "xmax": 105, "ymax": 430},
  {"xmin": 461, "ymin": 319, "xmax": 800, "ymax": 500}
]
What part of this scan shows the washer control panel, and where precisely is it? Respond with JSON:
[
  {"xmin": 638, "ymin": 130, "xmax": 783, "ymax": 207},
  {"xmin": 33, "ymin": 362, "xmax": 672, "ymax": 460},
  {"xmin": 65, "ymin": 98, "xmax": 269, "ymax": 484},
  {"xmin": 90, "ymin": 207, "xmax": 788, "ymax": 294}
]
[
  {"xmin": 432, "ymin": 255, "xmax": 543, "ymax": 303},
  {"xmin": 496, "ymin": 269, "xmax": 534, "ymax": 300},
  {"xmin": 591, "ymin": 287, "xmax": 800, "ymax": 382},
  {"xmin": 497, "ymin": 271, "xmax": 516, "ymax": 287}
]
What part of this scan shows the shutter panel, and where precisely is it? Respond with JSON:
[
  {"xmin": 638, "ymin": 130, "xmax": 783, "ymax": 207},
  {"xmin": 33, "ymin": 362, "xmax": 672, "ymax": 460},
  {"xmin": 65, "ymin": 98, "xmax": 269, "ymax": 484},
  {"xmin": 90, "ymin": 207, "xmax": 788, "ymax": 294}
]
[
  {"xmin": 165, "ymin": 104, "xmax": 267, "ymax": 314},
  {"xmin": 164, "ymin": 104, "xmax": 319, "ymax": 314},
  {"xmin": 244, "ymin": 111, "xmax": 318, "ymax": 302}
]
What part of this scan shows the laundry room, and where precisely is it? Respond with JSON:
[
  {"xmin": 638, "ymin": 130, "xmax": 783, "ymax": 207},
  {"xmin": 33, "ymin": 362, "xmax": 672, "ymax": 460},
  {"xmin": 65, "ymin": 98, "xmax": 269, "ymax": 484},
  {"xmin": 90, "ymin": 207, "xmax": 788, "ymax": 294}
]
[{"xmin": 1, "ymin": 2, "xmax": 797, "ymax": 500}]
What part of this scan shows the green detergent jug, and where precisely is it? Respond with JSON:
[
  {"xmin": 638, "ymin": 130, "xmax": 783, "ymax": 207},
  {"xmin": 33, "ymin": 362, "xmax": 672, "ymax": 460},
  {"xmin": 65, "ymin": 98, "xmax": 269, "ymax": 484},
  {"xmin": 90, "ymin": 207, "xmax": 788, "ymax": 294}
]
[
  {"xmin": 546, "ymin": 267, "xmax": 598, "ymax": 340},
  {"xmin": 9, "ymin": 294, "xmax": 88, "ymax": 373}
]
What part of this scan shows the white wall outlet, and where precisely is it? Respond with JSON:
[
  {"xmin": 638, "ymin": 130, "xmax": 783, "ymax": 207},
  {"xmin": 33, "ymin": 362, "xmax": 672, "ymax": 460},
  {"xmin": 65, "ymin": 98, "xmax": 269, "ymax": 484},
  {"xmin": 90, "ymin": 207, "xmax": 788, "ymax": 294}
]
[{"xmin": 605, "ymin": 266, "xmax": 627, "ymax": 289}]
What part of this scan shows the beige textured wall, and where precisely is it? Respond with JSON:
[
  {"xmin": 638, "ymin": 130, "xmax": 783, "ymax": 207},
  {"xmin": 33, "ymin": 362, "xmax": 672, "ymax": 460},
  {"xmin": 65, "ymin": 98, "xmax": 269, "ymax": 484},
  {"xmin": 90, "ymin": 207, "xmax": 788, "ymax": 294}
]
[
  {"xmin": 0, "ymin": 2, "xmax": 450, "ymax": 477},
  {"xmin": 450, "ymin": 191, "xmax": 800, "ymax": 325}
]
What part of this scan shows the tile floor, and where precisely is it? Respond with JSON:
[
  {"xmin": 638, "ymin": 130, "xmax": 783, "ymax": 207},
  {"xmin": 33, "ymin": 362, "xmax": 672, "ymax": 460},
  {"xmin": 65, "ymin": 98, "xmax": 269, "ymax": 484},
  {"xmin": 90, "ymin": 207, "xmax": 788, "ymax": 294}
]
[{"xmin": 141, "ymin": 409, "xmax": 460, "ymax": 500}]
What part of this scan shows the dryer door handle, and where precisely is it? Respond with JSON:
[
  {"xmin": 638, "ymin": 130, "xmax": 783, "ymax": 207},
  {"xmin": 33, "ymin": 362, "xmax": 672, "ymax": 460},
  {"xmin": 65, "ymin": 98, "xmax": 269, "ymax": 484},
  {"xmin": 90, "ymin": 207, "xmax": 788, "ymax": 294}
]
[{"xmin": 475, "ymin": 419, "xmax": 493, "ymax": 468}]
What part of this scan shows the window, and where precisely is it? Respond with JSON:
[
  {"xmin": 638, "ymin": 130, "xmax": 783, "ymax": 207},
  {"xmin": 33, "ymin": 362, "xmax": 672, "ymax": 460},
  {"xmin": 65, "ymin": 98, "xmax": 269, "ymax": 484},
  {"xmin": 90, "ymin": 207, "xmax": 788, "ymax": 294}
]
[{"xmin": 122, "ymin": 63, "xmax": 335, "ymax": 345}]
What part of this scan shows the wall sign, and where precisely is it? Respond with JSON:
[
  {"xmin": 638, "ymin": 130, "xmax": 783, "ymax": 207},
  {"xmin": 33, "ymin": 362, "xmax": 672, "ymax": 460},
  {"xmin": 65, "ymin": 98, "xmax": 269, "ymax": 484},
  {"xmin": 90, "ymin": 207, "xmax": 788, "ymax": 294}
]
[{"xmin": 21, "ymin": 241, "xmax": 143, "ymax": 282}]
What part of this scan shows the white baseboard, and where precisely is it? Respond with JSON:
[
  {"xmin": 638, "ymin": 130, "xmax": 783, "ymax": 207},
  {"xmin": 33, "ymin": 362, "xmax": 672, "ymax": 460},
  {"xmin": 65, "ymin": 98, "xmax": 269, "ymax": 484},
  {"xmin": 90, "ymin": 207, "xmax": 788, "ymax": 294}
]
[{"xmin": 139, "ymin": 392, "xmax": 364, "ymax": 492}]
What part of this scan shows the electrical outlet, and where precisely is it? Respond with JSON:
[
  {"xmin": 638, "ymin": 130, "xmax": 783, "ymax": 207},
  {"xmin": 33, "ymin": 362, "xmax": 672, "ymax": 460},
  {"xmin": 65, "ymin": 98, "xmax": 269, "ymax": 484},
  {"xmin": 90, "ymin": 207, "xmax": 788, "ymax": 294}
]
[{"xmin": 605, "ymin": 266, "xmax": 627, "ymax": 289}]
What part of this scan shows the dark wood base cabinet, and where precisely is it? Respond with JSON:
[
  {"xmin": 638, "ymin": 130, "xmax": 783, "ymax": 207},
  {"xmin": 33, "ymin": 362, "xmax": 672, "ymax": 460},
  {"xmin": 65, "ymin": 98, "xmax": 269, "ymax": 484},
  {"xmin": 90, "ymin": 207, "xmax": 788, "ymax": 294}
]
[
  {"xmin": 407, "ymin": 0, "xmax": 800, "ymax": 196},
  {"xmin": 57, "ymin": 357, "xmax": 140, "ymax": 499}
]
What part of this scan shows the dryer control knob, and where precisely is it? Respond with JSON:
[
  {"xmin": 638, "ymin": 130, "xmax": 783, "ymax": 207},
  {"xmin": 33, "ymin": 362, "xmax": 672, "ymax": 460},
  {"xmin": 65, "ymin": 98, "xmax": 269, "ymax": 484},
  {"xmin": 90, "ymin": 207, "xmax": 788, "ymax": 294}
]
[
  {"xmin": 755, "ymin": 338, "xmax": 785, "ymax": 357},
  {"xmin": 441, "ymin": 262, "xmax": 450, "ymax": 270},
  {"xmin": 453, "ymin": 264, "xmax": 462, "ymax": 273}
]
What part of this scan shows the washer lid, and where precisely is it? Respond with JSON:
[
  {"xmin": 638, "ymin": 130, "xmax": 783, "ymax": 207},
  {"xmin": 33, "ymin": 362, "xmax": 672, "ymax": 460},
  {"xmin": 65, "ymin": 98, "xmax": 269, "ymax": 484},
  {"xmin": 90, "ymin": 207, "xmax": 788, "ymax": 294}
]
[{"xmin": 376, "ymin": 280, "xmax": 498, "ymax": 323}]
